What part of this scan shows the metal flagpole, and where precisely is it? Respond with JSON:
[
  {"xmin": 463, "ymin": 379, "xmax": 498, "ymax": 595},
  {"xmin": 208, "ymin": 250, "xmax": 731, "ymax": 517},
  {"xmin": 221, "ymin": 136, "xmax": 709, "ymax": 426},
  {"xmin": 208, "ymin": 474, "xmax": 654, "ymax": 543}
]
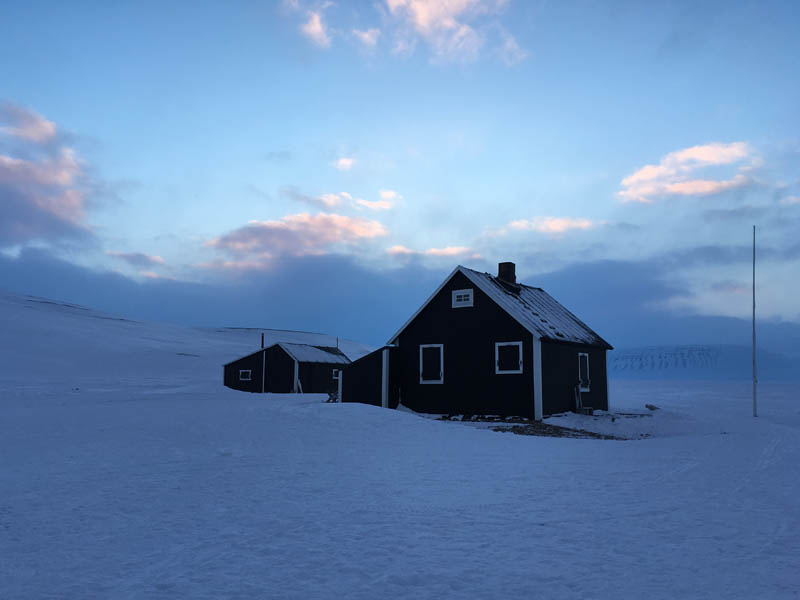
[{"xmin": 753, "ymin": 225, "xmax": 758, "ymax": 417}]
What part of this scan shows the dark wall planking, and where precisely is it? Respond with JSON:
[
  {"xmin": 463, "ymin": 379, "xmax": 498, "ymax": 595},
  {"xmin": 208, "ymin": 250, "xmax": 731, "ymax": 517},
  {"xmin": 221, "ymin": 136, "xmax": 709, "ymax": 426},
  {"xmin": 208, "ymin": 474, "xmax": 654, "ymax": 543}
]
[
  {"xmin": 264, "ymin": 345, "xmax": 294, "ymax": 393},
  {"xmin": 298, "ymin": 362, "xmax": 340, "ymax": 395},
  {"xmin": 342, "ymin": 347, "xmax": 400, "ymax": 408},
  {"xmin": 541, "ymin": 341, "xmax": 608, "ymax": 413},
  {"xmin": 393, "ymin": 271, "xmax": 534, "ymax": 417},
  {"xmin": 223, "ymin": 350, "xmax": 265, "ymax": 393}
]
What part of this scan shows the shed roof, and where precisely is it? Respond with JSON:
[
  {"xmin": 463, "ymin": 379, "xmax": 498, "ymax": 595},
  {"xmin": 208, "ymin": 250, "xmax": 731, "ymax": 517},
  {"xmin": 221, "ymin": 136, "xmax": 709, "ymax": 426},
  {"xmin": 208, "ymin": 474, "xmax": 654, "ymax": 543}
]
[
  {"xmin": 278, "ymin": 343, "xmax": 351, "ymax": 364},
  {"xmin": 223, "ymin": 343, "xmax": 352, "ymax": 366},
  {"xmin": 388, "ymin": 265, "xmax": 612, "ymax": 349}
]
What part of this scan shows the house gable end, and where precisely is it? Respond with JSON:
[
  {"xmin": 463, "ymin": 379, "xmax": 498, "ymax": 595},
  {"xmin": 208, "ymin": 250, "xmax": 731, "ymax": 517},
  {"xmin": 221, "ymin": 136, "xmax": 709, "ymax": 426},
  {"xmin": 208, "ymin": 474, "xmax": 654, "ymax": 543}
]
[{"xmin": 387, "ymin": 266, "xmax": 534, "ymax": 344}]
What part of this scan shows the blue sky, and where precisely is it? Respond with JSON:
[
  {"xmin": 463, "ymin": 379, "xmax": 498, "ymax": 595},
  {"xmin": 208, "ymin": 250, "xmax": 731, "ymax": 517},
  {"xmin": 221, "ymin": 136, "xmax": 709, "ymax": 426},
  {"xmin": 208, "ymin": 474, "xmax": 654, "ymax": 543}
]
[{"xmin": 1, "ymin": 0, "xmax": 799, "ymax": 345}]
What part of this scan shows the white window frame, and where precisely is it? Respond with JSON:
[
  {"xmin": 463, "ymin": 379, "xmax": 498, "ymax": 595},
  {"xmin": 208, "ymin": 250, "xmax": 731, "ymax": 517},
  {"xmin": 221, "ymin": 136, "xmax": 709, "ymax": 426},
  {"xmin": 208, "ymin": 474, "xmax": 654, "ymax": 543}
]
[
  {"xmin": 578, "ymin": 352, "xmax": 590, "ymax": 392},
  {"xmin": 419, "ymin": 344, "xmax": 444, "ymax": 384},
  {"xmin": 332, "ymin": 368, "xmax": 341, "ymax": 380},
  {"xmin": 495, "ymin": 341, "xmax": 523, "ymax": 374},
  {"xmin": 451, "ymin": 288, "xmax": 474, "ymax": 308},
  {"xmin": 239, "ymin": 369, "xmax": 252, "ymax": 381}
]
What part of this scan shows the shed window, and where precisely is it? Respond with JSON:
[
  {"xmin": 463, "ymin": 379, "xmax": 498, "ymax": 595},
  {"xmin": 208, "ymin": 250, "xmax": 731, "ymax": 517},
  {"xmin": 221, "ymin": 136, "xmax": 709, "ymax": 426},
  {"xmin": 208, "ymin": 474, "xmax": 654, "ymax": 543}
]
[
  {"xmin": 419, "ymin": 344, "xmax": 444, "ymax": 384},
  {"xmin": 451, "ymin": 289, "xmax": 473, "ymax": 308},
  {"xmin": 239, "ymin": 369, "xmax": 252, "ymax": 381},
  {"xmin": 578, "ymin": 353, "xmax": 590, "ymax": 392},
  {"xmin": 495, "ymin": 342, "xmax": 523, "ymax": 374}
]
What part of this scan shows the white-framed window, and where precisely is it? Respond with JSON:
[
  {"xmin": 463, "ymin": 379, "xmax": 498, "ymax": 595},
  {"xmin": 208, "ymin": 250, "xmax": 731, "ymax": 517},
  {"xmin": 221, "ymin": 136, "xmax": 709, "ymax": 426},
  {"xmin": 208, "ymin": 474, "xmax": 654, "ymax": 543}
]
[
  {"xmin": 239, "ymin": 369, "xmax": 252, "ymax": 381},
  {"xmin": 495, "ymin": 341, "xmax": 523, "ymax": 374},
  {"xmin": 578, "ymin": 352, "xmax": 590, "ymax": 392},
  {"xmin": 332, "ymin": 368, "xmax": 341, "ymax": 380},
  {"xmin": 451, "ymin": 288, "xmax": 474, "ymax": 308},
  {"xmin": 419, "ymin": 344, "xmax": 444, "ymax": 384}
]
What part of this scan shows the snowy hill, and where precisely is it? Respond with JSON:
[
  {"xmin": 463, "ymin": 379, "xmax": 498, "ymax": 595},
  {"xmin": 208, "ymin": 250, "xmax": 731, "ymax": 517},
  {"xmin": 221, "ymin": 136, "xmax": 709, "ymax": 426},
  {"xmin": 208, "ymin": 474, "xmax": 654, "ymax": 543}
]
[
  {"xmin": 0, "ymin": 291, "xmax": 371, "ymax": 387},
  {"xmin": 610, "ymin": 344, "xmax": 798, "ymax": 381},
  {"xmin": 1, "ymin": 291, "xmax": 798, "ymax": 599}
]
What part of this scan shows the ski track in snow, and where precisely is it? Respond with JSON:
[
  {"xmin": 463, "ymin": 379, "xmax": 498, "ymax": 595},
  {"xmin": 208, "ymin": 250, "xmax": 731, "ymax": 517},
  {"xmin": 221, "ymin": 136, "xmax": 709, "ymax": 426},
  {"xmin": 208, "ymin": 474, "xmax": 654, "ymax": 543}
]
[{"xmin": 1, "ymin": 291, "xmax": 799, "ymax": 599}]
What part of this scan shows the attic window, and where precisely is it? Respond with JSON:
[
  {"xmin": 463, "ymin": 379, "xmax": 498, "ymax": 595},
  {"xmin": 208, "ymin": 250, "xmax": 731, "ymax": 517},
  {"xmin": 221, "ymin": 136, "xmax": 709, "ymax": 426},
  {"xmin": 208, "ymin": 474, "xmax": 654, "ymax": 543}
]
[
  {"xmin": 239, "ymin": 369, "xmax": 252, "ymax": 381},
  {"xmin": 451, "ymin": 289, "xmax": 473, "ymax": 308},
  {"xmin": 578, "ymin": 353, "xmax": 590, "ymax": 392},
  {"xmin": 495, "ymin": 342, "xmax": 523, "ymax": 374}
]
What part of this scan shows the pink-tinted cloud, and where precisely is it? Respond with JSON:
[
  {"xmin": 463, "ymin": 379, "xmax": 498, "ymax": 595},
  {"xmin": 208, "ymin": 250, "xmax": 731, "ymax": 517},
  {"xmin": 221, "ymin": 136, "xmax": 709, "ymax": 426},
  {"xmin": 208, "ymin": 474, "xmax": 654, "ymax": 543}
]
[
  {"xmin": 387, "ymin": 244, "xmax": 416, "ymax": 256},
  {"xmin": 0, "ymin": 104, "xmax": 90, "ymax": 245},
  {"xmin": 300, "ymin": 10, "xmax": 331, "ymax": 47},
  {"xmin": 508, "ymin": 217, "xmax": 594, "ymax": 234},
  {"xmin": 335, "ymin": 157, "xmax": 355, "ymax": 170},
  {"xmin": 386, "ymin": 0, "xmax": 517, "ymax": 63},
  {"xmin": 356, "ymin": 198, "xmax": 393, "ymax": 210},
  {"xmin": 620, "ymin": 142, "xmax": 754, "ymax": 203},
  {"xmin": 379, "ymin": 189, "xmax": 401, "ymax": 201},
  {"xmin": 107, "ymin": 251, "xmax": 166, "ymax": 267},
  {"xmin": 357, "ymin": 189, "xmax": 399, "ymax": 210},
  {"xmin": 424, "ymin": 245, "xmax": 471, "ymax": 256},
  {"xmin": 387, "ymin": 244, "xmax": 473, "ymax": 257},
  {"xmin": 0, "ymin": 102, "xmax": 57, "ymax": 143},
  {"xmin": 353, "ymin": 28, "xmax": 381, "ymax": 47},
  {"xmin": 780, "ymin": 196, "xmax": 800, "ymax": 206},
  {"xmin": 207, "ymin": 212, "xmax": 388, "ymax": 258},
  {"xmin": 0, "ymin": 148, "xmax": 81, "ymax": 188}
]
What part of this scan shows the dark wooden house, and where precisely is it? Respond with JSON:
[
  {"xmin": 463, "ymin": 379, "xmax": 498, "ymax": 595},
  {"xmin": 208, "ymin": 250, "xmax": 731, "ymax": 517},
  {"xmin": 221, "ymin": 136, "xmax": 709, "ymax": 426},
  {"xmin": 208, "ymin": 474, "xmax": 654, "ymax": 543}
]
[
  {"xmin": 224, "ymin": 342, "xmax": 350, "ymax": 395},
  {"xmin": 341, "ymin": 262, "xmax": 612, "ymax": 419}
]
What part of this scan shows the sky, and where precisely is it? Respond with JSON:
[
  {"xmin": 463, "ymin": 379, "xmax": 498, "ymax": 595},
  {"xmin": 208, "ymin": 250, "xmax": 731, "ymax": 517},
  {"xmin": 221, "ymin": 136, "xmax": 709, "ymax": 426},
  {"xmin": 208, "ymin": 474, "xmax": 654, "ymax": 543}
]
[{"xmin": 1, "ymin": 0, "xmax": 799, "ymax": 347}]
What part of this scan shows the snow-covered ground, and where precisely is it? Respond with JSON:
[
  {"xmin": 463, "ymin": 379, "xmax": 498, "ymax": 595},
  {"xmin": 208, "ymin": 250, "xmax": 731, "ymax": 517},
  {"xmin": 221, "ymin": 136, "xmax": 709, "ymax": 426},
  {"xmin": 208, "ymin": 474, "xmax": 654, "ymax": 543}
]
[{"xmin": 1, "ymin": 292, "xmax": 798, "ymax": 599}]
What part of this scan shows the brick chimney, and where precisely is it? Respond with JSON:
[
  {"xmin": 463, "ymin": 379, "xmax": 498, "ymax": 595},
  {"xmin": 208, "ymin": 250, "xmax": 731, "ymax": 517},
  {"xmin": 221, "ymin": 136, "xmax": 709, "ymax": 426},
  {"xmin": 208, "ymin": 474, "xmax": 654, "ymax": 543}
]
[{"xmin": 498, "ymin": 262, "xmax": 516, "ymax": 284}]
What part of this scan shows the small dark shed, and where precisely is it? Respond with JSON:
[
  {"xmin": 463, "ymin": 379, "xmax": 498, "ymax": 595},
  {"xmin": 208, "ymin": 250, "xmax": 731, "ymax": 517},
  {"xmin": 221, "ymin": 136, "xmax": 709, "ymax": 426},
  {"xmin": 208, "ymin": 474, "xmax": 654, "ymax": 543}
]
[
  {"xmin": 224, "ymin": 342, "xmax": 350, "ymax": 395},
  {"xmin": 343, "ymin": 262, "xmax": 612, "ymax": 419}
]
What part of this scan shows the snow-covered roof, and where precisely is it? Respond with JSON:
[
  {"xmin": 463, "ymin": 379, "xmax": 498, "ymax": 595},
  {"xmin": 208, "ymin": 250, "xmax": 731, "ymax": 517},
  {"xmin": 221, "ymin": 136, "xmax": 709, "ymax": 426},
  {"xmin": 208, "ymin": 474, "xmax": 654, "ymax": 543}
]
[
  {"xmin": 389, "ymin": 265, "xmax": 612, "ymax": 349},
  {"xmin": 278, "ymin": 343, "xmax": 351, "ymax": 364}
]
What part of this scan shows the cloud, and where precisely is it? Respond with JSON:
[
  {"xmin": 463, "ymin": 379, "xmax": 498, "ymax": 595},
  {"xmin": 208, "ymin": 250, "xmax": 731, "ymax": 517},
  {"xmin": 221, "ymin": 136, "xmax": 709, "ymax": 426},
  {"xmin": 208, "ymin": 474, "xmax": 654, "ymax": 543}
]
[
  {"xmin": 710, "ymin": 280, "xmax": 750, "ymax": 295},
  {"xmin": 355, "ymin": 198, "xmax": 394, "ymax": 210},
  {"xmin": 107, "ymin": 251, "xmax": 166, "ymax": 268},
  {"xmin": 0, "ymin": 104, "xmax": 91, "ymax": 246},
  {"xmin": 424, "ymin": 245, "xmax": 472, "ymax": 256},
  {"xmin": 379, "ymin": 189, "xmax": 401, "ymax": 201},
  {"xmin": 281, "ymin": 186, "xmax": 353, "ymax": 209},
  {"xmin": 703, "ymin": 204, "xmax": 770, "ymax": 221},
  {"xmin": 284, "ymin": 0, "xmax": 523, "ymax": 64},
  {"xmin": 283, "ymin": 186, "xmax": 397, "ymax": 210},
  {"xmin": 0, "ymin": 246, "xmax": 453, "ymax": 346},
  {"xmin": 0, "ymin": 102, "xmax": 57, "ymax": 143},
  {"xmin": 353, "ymin": 28, "xmax": 381, "ymax": 47},
  {"xmin": 508, "ymin": 217, "xmax": 594, "ymax": 234},
  {"xmin": 206, "ymin": 212, "xmax": 389, "ymax": 259},
  {"xmin": 387, "ymin": 244, "xmax": 472, "ymax": 257},
  {"xmin": 619, "ymin": 142, "xmax": 754, "ymax": 203},
  {"xmin": 496, "ymin": 31, "xmax": 527, "ymax": 65},
  {"xmin": 300, "ymin": 10, "xmax": 331, "ymax": 47},
  {"xmin": 335, "ymin": 157, "xmax": 355, "ymax": 170},
  {"xmin": 387, "ymin": 244, "xmax": 416, "ymax": 256},
  {"xmin": 386, "ymin": 0, "xmax": 512, "ymax": 62},
  {"xmin": 4, "ymin": 245, "xmax": 800, "ymax": 357},
  {"xmin": 357, "ymin": 189, "xmax": 401, "ymax": 209},
  {"xmin": 780, "ymin": 196, "xmax": 800, "ymax": 206}
]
